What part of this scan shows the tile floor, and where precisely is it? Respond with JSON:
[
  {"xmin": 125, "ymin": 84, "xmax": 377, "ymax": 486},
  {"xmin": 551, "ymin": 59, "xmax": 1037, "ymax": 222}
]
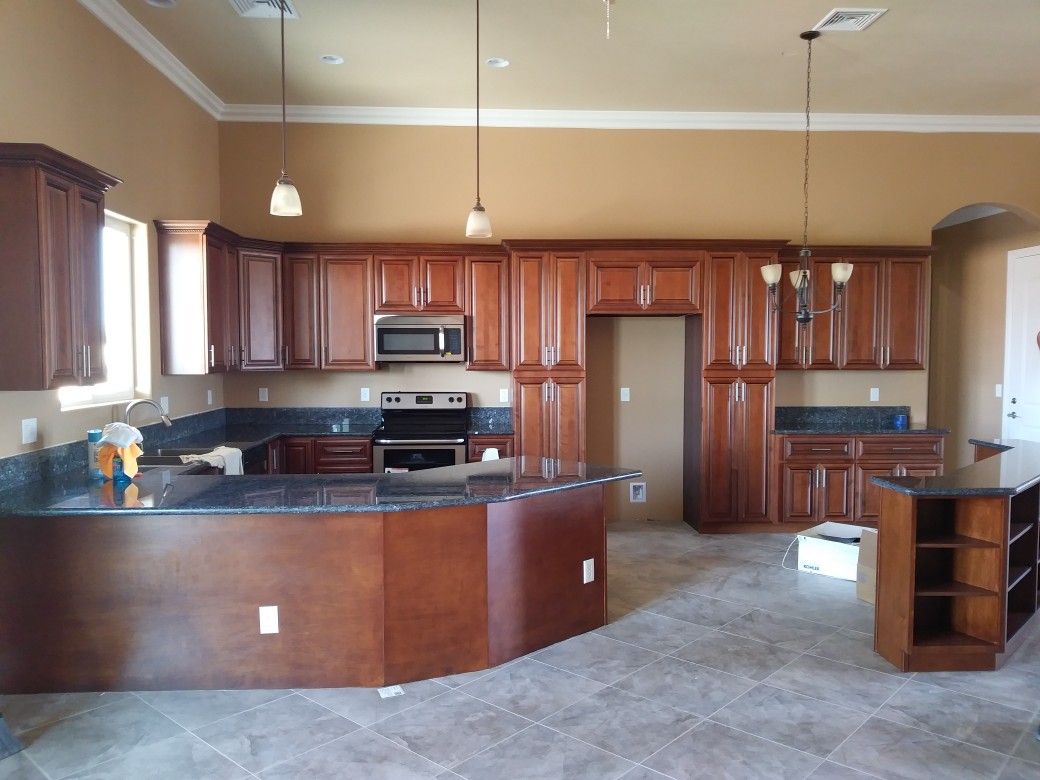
[{"xmin": 2, "ymin": 519, "xmax": 1040, "ymax": 779}]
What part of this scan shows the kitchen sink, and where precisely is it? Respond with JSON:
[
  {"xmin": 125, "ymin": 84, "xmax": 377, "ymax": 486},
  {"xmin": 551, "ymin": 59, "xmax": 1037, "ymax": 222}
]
[{"xmin": 137, "ymin": 455, "xmax": 191, "ymax": 466}]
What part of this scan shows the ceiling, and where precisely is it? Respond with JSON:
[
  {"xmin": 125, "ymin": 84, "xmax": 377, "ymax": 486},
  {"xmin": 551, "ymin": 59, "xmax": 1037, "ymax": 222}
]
[{"xmin": 104, "ymin": 0, "xmax": 1040, "ymax": 120}]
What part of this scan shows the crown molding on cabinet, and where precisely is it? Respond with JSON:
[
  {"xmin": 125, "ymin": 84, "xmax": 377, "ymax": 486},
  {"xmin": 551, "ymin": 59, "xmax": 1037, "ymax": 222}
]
[{"xmin": 81, "ymin": 0, "xmax": 1040, "ymax": 134}]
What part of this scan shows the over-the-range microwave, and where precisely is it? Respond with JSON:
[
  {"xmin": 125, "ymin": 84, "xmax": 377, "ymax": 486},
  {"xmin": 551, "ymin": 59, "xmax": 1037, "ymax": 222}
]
[{"xmin": 374, "ymin": 314, "xmax": 466, "ymax": 363}]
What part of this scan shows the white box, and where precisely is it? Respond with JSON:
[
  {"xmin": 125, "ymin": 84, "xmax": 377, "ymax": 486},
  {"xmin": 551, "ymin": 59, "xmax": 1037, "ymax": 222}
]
[
  {"xmin": 797, "ymin": 522, "xmax": 867, "ymax": 581},
  {"xmin": 857, "ymin": 527, "xmax": 878, "ymax": 604}
]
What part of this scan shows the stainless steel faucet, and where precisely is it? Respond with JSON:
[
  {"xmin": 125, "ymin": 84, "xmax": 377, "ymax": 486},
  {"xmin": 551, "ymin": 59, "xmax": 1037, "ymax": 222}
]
[{"xmin": 124, "ymin": 399, "xmax": 173, "ymax": 427}]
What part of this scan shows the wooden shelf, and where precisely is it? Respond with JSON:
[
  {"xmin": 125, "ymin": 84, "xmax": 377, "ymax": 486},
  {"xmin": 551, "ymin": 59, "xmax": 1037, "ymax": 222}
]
[
  {"xmin": 1009, "ymin": 523, "xmax": 1033, "ymax": 545},
  {"xmin": 1008, "ymin": 611, "xmax": 1033, "ymax": 640},
  {"xmin": 915, "ymin": 580, "xmax": 999, "ymax": 598},
  {"xmin": 1007, "ymin": 566, "xmax": 1033, "ymax": 593},
  {"xmin": 915, "ymin": 534, "xmax": 998, "ymax": 549},
  {"xmin": 914, "ymin": 628, "xmax": 998, "ymax": 649}
]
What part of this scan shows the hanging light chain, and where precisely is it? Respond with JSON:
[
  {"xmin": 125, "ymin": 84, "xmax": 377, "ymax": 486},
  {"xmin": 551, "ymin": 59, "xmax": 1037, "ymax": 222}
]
[
  {"xmin": 475, "ymin": 0, "xmax": 481, "ymax": 202},
  {"xmin": 279, "ymin": 0, "xmax": 288, "ymax": 176},
  {"xmin": 801, "ymin": 32, "xmax": 814, "ymax": 253},
  {"xmin": 605, "ymin": 0, "xmax": 612, "ymax": 40}
]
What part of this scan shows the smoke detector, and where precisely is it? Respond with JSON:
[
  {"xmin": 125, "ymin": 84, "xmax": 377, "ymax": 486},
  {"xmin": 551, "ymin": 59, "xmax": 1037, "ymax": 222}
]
[
  {"xmin": 812, "ymin": 8, "xmax": 887, "ymax": 32},
  {"xmin": 228, "ymin": 0, "xmax": 299, "ymax": 19}
]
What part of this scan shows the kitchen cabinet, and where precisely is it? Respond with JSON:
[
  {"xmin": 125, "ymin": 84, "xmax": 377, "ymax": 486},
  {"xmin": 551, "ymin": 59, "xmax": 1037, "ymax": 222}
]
[
  {"xmin": 282, "ymin": 253, "xmax": 320, "ymax": 369},
  {"xmin": 512, "ymin": 252, "xmax": 585, "ymax": 372},
  {"xmin": 281, "ymin": 437, "xmax": 315, "ymax": 475},
  {"xmin": 776, "ymin": 258, "xmax": 841, "ymax": 370},
  {"xmin": 882, "ymin": 257, "xmax": 929, "ymax": 369},
  {"xmin": 466, "ymin": 255, "xmax": 510, "ymax": 371},
  {"xmin": 374, "ymin": 255, "xmax": 464, "ymax": 313},
  {"xmin": 703, "ymin": 252, "xmax": 778, "ymax": 371},
  {"xmin": 701, "ymin": 375, "xmax": 774, "ymax": 525},
  {"xmin": 780, "ymin": 462, "xmax": 854, "ymax": 524},
  {"xmin": 467, "ymin": 435, "xmax": 515, "ymax": 462},
  {"xmin": 238, "ymin": 248, "xmax": 283, "ymax": 370},
  {"xmin": 586, "ymin": 252, "xmax": 702, "ymax": 314},
  {"xmin": 0, "ymin": 145, "xmax": 120, "ymax": 389},
  {"xmin": 314, "ymin": 437, "xmax": 373, "ymax": 473},
  {"xmin": 320, "ymin": 254, "xmax": 375, "ymax": 370},
  {"xmin": 514, "ymin": 374, "xmax": 585, "ymax": 465}
]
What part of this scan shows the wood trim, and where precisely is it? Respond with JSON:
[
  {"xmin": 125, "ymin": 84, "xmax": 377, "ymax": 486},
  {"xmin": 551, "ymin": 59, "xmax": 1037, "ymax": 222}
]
[
  {"xmin": 780, "ymin": 244, "xmax": 934, "ymax": 259},
  {"xmin": 0, "ymin": 144, "xmax": 121, "ymax": 190},
  {"xmin": 504, "ymin": 238, "xmax": 791, "ymax": 253}
]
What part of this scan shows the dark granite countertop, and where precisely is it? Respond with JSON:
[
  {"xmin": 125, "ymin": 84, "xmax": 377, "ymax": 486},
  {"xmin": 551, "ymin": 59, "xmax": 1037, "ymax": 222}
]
[
  {"xmin": 772, "ymin": 405, "xmax": 947, "ymax": 436},
  {"xmin": 0, "ymin": 458, "xmax": 640, "ymax": 516},
  {"xmin": 772, "ymin": 425, "xmax": 949, "ymax": 436},
  {"xmin": 872, "ymin": 438, "xmax": 1040, "ymax": 497}
]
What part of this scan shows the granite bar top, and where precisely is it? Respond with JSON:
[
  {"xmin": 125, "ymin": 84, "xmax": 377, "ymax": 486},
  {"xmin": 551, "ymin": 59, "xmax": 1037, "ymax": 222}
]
[
  {"xmin": 771, "ymin": 425, "xmax": 949, "ymax": 435},
  {"xmin": 872, "ymin": 438, "xmax": 1040, "ymax": 497},
  {"xmin": 772, "ymin": 405, "xmax": 948, "ymax": 436},
  {"xmin": 0, "ymin": 458, "xmax": 640, "ymax": 516}
]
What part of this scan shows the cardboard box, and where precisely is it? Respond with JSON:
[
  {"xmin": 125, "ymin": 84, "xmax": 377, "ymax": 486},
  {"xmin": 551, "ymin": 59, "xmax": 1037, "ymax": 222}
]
[
  {"xmin": 797, "ymin": 522, "xmax": 867, "ymax": 581},
  {"xmin": 857, "ymin": 527, "xmax": 878, "ymax": 604}
]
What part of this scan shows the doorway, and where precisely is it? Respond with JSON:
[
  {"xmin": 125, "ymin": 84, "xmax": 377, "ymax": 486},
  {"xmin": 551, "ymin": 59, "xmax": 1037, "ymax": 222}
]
[{"xmin": 1002, "ymin": 245, "xmax": 1040, "ymax": 441}]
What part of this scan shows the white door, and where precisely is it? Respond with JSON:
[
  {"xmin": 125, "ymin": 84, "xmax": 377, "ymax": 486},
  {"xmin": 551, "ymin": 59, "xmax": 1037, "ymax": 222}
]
[{"xmin": 1003, "ymin": 246, "xmax": 1040, "ymax": 440}]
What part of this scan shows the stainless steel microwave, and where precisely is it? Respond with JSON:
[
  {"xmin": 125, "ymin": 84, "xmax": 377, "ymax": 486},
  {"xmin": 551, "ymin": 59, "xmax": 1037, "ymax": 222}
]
[{"xmin": 374, "ymin": 315, "xmax": 466, "ymax": 362}]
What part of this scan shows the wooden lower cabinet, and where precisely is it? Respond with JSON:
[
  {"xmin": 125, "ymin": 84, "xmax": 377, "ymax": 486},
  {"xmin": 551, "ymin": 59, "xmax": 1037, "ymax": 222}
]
[
  {"xmin": 513, "ymin": 374, "xmax": 585, "ymax": 465},
  {"xmin": 468, "ymin": 435, "xmax": 515, "ymax": 462},
  {"xmin": 281, "ymin": 437, "xmax": 315, "ymax": 475},
  {"xmin": 269, "ymin": 436, "xmax": 372, "ymax": 474}
]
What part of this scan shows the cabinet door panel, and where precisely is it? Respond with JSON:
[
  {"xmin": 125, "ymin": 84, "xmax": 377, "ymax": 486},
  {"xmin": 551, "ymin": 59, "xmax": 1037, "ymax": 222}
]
[
  {"xmin": 776, "ymin": 260, "xmax": 805, "ymax": 369},
  {"xmin": 283, "ymin": 253, "xmax": 320, "ymax": 369},
  {"xmin": 739, "ymin": 377, "xmax": 774, "ymax": 523},
  {"xmin": 704, "ymin": 254, "xmax": 740, "ymax": 370},
  {"xmin": 322, "ymin": 254, "xmax": 374, "ymax": 370},
  {"xmin": 807, "ymin": 259, "xmax": 839, "ymax": 369},
  {"xmin": 703, "ymin": 377, "xmax": 738, "ymax": 521},
  {"xmin": 742, "ymin": 253, "xmax": 779, "ymax": 370},
  {"xmin": 513, "ymin": 253, "xmax": 549, "ymax": 370},
  {"xmin": 281, "ymin": 437, "xmax": 314, "ymax": 474},
  {"xmin": 903, "ymin": 465, "xmax": 942, "ymax": 479},
  {"xmin": 840, "ymin": 258, "xmax": 882, "ymax": 369},
  {"xmin": 646, "ymin": 257, "xmax": 702, "ymax": 313},
  {"xmin": 819, "ymin": 464, "xmax": 854, "ymax": 522},
  {"xmin": 238, "ymin": 250, "xmax": 282, "ymax": 370},
  {"xmin": 375, "ymin": 255, "xmax": 420, "ymax": 312},
  {"xmin": 76, "ymin": 187, "xmax": 106, "ymax": 384},
  {"xmin": 466, "ymin": 256, "xmax": 509, "ymax": 370},
  {"xmin": 587, "ymin": 259, "xmax": 642, "ymax": 313},
  {"xmin": 226, "ymin": 247, "xmax": 240, "ymax": 371},
  {"xmin": 782, "ymin": 465, "xmax": 817, "ymax": 524},
  {"xmin": 421, "ymin": 256, "xmax": 465, "ymax": 312},
  {"xmin": 855, "ymin": 463, "xmax": 896, "ymax": 523},
  {"xmin": 551, "ymin": 253, "xmax": 585, "ymax": 371},
  {"xmin": 551, "ymin": 377, "xmax": 585, "ymax": 464},
  {"xmin": 883, "ymin": 258, "xmax": 929, "ymax": 370},
  {"xmin": 39, "ymin": 173, "xmax": 78, "ymax": 385},
  {"xmin": 514, "ymin": 376, "xmax": 549, "ymax": 458},
  {"xmin": 204, "ymin": 239, "xmax": 229, "ymax": 373}
]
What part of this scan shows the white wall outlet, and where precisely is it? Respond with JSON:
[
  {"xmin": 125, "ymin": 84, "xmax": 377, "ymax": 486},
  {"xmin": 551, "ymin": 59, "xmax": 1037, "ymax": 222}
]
[
  {"xmin": 620, "ymin": 387, "xmax": 631, "ymax": 403},
  {"xmin": 582, "ymin": 558, "xmax": 595, "ymax": 584},
  {"xmin": 499, "ymin": 387, "xmax": 510, "ymax": 403},
  {"xmin": 996, "ymin": 384, "xmax": 1003, "ymax": 398},
  {"xmin": 258, "ymin": 605, "xmax": 279, "ymax": 634},
  {"xmin": 869, "ymin": 387, "xmax": 880, "ymax": 402},
  {"xmin": 20, "ymin": 418, "xmax": 38, "ymax": 445},
  {"xmin": 258, "ymin": 387, "xmax": 269, "ymax": 403},
  {"xmin": 360, "ymin": 387, "xmax": 371, "ymax": 402},
  {"xmin": 159, "ymin": 396, "xmax": 170, "ymax": 414},
  {"xmin": 630, "ymin": 482, "xmax": 647, "ymax": 503},
  {"xmin": 206, "ymin": 389, "xmax": 214, "ymax": 406}
]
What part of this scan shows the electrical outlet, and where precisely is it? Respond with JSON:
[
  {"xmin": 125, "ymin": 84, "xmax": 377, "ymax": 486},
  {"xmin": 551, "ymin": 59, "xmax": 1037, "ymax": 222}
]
[
  {"xmin": 996, "ymin": 384, "xmax": 1003, "ymax": 398},
  {"xmin": 582, "ymin": 558, "xmax": 595, "ymax": 584},
  {"xmin": 258, "ymin": 387, "xmax": 269, "ymax": 403},
  {"xmin": 499, "ymin": 388, "xmax": 509, "ymax": 403},
  {"xmin": 630, "ymin": 482, "xmax": 647, "ymax": 503},
  {"xmin": 869, "ymin": 387, "xmax": 880, "ymax": 402},
  {"xmin": 361, "ymin": 387, "xmax": 371, "ymax": 402},
  {"xmin": 258, "ymin": 605, "xmax": 279, "ymax": 634},
  {"xmin": 207, "ymin": 389, "xmax": 214, "ymax": 406},
  {"xmin": 620, "ymin": 387, "xmax": 631, "ymax": 403},
  {"xmin": 159, "ymin": 396, "xmax": 170, "ymax": 414},
  {"xmin": 21, "ymin": 418, "xmax": 38, "ymax": 445}
]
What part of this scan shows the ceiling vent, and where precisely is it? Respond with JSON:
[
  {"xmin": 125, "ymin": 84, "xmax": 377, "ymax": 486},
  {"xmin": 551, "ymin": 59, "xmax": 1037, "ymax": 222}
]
[
  {"xmin": 812, "ymin": 8, "xmax": 887, "ymax": 32},
  {"xmin": 228, "ymin": 0, "xmax": 299, "ymax": 19}
]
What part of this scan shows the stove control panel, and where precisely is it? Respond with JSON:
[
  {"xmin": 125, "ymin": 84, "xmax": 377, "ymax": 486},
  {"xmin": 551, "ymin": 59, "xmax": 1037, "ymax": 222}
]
[{"xmin": 380, "ymin": 391, "xmax": 468, "ymax": 410}]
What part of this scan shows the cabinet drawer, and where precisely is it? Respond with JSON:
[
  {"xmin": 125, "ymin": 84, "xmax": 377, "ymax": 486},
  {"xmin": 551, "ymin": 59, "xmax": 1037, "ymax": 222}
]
[
  {"xmin": 856, "ymin": 436, "xmax": 943, "ymax": 461},
  {"xmin": 314, "ymin": 437, "xmax": 372, "ymax": 465},
  {"xmin": 468, "ymin": 435, "xmax": 515, "ymax": 462},
  {"xmin": 783, "ymin": 438, "xmax": 854, "ymax": 461}
]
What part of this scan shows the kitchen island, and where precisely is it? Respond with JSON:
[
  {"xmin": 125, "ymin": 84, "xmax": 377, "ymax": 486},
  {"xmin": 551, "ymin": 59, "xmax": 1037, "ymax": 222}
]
[{"xmin": 0, "ymin": 458, "xmax": 638, "ymax": 693}]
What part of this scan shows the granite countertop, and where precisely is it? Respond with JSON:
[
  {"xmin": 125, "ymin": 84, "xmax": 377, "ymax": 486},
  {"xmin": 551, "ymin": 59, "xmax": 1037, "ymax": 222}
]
[
  {"xmin": 771, "ymin": 405, "xmax": 947, "ymax": 436},
  {"xmin": 771, "ymin": 425, "xmax": 949, "ymax": 436},
  {"xmin": 872, "ymin": 438, "xmax": 1040, "ymax": 497},
  {"xmin": 0, "ymin": 458, "xmax": 640, "ymax": 516}
]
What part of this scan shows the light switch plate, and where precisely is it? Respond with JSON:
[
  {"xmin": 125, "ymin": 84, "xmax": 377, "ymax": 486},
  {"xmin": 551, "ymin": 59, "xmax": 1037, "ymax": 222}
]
[
  {"xmin": 159, "ymin": 396, "xmax": 170, "ymax": 414},
  {"xmin": 620, "ymin": 387, "xmax": 631, "ymax": 403},
  {"xmin": 207, "ymin": 389, "xmax": 214, "ymax": 406},
  {"xmin": 869, "ymin": 387, "xmax": 880, "ymax": 402},
  {"xmin": 360, "ymin": 387, "xmax": 371, "ymax": 402},
  {"xmin": 499, "ymin": 388, "xmax": 509, "ymax": 403},
  {"xmin": 582, "ymin": 558, "xmax": 595, "ymax": 584},
  {"xmin": 996, "ymin": 384, "xmax": 1003, "ymax": 398},
  {"xmin": 258, "ymin": 605, "xmax": 279, "ymax": 634},
  {"xmin": 258, "ymin": 387, "xmax": 269, "ymax": 403},
  {"xmin": 21, "ymin": 418, "xmax": 38, "ymax": 445},
  {"xmin": 630, "ymin": 482, "xmax": 647, "ymax": 503}
]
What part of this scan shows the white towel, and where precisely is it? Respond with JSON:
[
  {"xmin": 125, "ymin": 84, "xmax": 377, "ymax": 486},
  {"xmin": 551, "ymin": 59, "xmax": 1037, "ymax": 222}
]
[
  {"xmin": 98, "ymin": 422, "xmax": 143, "ymax": 448},
  {"xmin": 179, "ymin": 446, "xmax": 244, "ymax": 475}
]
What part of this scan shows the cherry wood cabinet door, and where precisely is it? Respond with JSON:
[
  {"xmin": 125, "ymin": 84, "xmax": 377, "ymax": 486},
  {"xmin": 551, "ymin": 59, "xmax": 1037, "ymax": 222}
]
[
  {"xmin": 238, "ymin": 250, "xmax": 283, "ymax": 370},
  {"xmin": 776, "ymin": 260, "xmax": 804, "ymax": 369},
  {"xmin": 855, "ymin": 463, "xmax": 896, "ymax": 523},
  {"xmin": 467, "ymin": 435, "xmax": 515, "ymax": 462},
  {"xmin": 739, "ymin": 376, "xmax": 774, "ymax": 523},
  {"xmin": 882, "ymin": 258, "xmax": 929, "ymax": 370},
  {"xmin": 76, "ymin": 186, "xmax": 106, "ymax": 384},
  {"xmin": 512, "ymin": 253, "xmax": 550, "ymax": 370},
  {"xmin": 587, "ymin": 258, "xmax": 642, "ymax": 313},
  {"xmin": 806, "ymin": 259, "xmax": 839, "ymax": 369},
  {"xmin": 204, "ymin": 239, "xmax": 230, "ymax": 374},
  {"xmin": 281, "ymin": 437, "xmax": 315, "ymax": 474},
  {"xmin": 903, "ymin": 464, "xmax": 942, "ymax": 479},
  {"xmin": 420, "ymin": 256, "xmax": 465, "ymax": 313},
  {"xmin": 514, "ymin": 375, "xmax": 550, "ymax": 458},
  {"xmin": 742, "ymin": 253, "xmax": 779, "ymax": 370},
  {"xmin": 645, "ymin": 257, "xmax": 702, "ymax": 314},
  {"xmin": 466, "ymin": 256, "xmax": 509, "ymax": 371},
  {"xmin": 703, "ymin": 377, "xmax": 738, "ymax": 522},
  {"xmin": 225, "ymin": 247, "xmax": 241, "ymax": 371},
  {"xmin": 39, "ymin": 172, "xmax": 79, "ymax": 386},
  {"xmin": 704, "ymin": 253, "xmax": 740, "ymax": 370},
  {"xmin": 819, "ymin": 463, "xmax": 855, "ymax": 522},
  {"xmin": 283, "ymin": 253, "xmax": 320, "ymax": 369},
  {"xmin": 551, "ymin": 376, "xmax": 586, "ymax": 465},
  {"xmin": 551, "ymin": 253, "xmax": 585, "ymax": 372},
  {"xmin": 839, "ymin": 258, "xmax": 882, "ymax": 369},
  {"xmin": 321, "ymin": 254, "xmax": 374, "ymax": 370},
  {"xmin": 781, "ymin": 464, "xmax": 817, "ymax": 524},
  {"xmin": 374, "ymin": 255, "xmax": 420, "ymax": 313}
]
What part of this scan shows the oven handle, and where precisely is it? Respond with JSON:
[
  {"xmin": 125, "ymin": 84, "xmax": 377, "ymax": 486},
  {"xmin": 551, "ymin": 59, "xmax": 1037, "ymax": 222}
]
[
  {"xmin": 438, "ymin": 327, "xmax": 446, "ymax": 356},
  {"xmin": 374, "ymin": 438, "xmax": 466, "ymax": 445}
]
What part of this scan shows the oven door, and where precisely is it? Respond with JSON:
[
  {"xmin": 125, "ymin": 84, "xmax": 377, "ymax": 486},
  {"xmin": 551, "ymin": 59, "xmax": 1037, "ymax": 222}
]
[
  {"xmin": 374, "ymin": 323, "xmax": 465, "ymax": 362},
  {"xmin": 373, "ymin": 442, "xmax": 467, "ymax": 473}
]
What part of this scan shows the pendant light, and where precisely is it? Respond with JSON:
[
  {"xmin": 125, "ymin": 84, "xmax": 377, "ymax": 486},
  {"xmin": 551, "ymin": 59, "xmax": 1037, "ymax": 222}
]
[
  {"xmin": 465, "ymin": 0, "xmax": 492, "ymax": 238},
  {"xmin": 270, "ymin": 0, "xmax": 302, "ymax": 217},
  {"xmin": 762, "ymin": 30, "xmax": 851, "ymax": 323}
]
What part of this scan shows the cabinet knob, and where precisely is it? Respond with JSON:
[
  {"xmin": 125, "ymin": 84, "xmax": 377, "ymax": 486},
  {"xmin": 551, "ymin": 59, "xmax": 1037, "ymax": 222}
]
[{"xmin": 1008, "ymin": 411, "xmax": 1019, "ymax": 419}]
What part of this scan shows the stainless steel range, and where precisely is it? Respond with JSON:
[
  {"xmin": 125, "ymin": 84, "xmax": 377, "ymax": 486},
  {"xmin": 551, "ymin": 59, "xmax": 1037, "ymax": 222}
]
[{"xmin": 372, "ymin": 391, "xmax": 468, "ymax": 473}]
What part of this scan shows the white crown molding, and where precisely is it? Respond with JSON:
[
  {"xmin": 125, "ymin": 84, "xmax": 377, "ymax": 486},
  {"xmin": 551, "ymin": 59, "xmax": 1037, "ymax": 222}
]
[{"xmin": 81, "ymin": 0, "xmax": 1040, "ymax": 134}]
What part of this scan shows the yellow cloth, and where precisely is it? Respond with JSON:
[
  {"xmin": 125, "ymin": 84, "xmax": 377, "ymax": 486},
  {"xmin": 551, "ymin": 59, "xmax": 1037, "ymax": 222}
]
[{"xmin": 98, "ymin": 442, "xmax": 143, "ymax": 479}]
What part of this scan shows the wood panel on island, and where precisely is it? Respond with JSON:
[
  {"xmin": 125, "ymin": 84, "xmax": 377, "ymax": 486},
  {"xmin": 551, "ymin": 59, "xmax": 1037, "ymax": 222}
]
[{"xmin": 0, "ymin": 144, "xmax": 121, "ymax": 390}]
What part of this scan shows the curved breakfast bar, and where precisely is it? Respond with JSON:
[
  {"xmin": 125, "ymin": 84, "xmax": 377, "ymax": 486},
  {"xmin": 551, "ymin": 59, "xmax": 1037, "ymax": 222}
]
[{"xmin": 0, "ymin": 458, "xmax": 639, "ymax": 693}]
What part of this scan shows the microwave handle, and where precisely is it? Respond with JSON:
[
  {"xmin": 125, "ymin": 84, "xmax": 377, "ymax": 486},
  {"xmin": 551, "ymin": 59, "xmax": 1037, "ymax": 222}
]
[{"xmin": 438, "ymin": 326, "xmax": 446, "ymax": 357}]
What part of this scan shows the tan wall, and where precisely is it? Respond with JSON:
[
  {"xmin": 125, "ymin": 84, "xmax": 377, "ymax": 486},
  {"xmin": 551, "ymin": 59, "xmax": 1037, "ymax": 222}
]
[
  {"xmin": 930, "ymin": 212, "xmax": 1040, "ymax": 468},
  {"xmin": 0, "ymin": 1, "xmax": 221, "ymax": 458},
  {"xmin": 586, "ymin": 317, "xmax": 685, "ymax": 523},
  {"xmin": 775, "ymin": 371, "xmax": 929, "ymax": 424}
]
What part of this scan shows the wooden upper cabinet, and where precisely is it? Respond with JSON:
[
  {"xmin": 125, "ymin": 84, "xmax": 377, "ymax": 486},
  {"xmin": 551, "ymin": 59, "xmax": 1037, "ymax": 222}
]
[
  {"xmin": 238, "ymin": 249, "xmax": 283, "ymax": 371},
  {"xmin": 512, "ymin": 253, "xmax": 551, "ymax": 371},
  {"xmin": 465, "ymin": 255, "xmax": 510, "ymax": 371},
  {"xmin": 645, "ymin": 257, "xmax": 702, "ymax": 313},
  {"xmin": 204, "ymin": 239, "xmax": 231, "ymax": 374},
  {"xmin": 839, "ymin": 258, "xmax": 882, "ymax": 369},
  {"xmin": 283, "ymin": 253, "xmax": 320, "ymax": 369},
  {"xmin": 512, "ymin": 251, "xmax": 585, "ymax": 372},
  {"xmin": 586, "ymin": 252, "xmax": 702, "ymax": 314},
  {"xmin": 321, "ymin": 254, "xmax": 374, "ymax": 370},
  {"xmin": 704, "ymin": 252, "xmax": 776, "ymax": 372},
  {"xmin": 882, "ymin": 257, "xmax": 929, "ymax": 370},
  {"xmin": 587, "ymin": 258, "xmax": 642, "ymax": 313},
  {"xmin": 374, "ymin": 255, "xmax": 464, "ymax": 313},
  {"xmin": 0, "ymin": 145, "xmax": 120, "ymax": 390},
  {"xmin": 741, "ymin": 253, "xmax": 779, "ymax": 371},
  {"xmin": 551, "ymin": 253, "xmax": 585, "ymax": 371}
]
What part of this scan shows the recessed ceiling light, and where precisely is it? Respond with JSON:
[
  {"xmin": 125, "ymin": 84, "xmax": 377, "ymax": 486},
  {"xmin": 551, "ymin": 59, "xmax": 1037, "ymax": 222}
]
[
  {"xmin": 485, "ymin": 57, "xmax": 510, "ymax": 69},
  {"xmin": 144, "ymin": 0, "xmax": 179, "ymax": 7},
  {"xmin": 320, "ymin": 54, "xmax": 345, "ymax": 65}
]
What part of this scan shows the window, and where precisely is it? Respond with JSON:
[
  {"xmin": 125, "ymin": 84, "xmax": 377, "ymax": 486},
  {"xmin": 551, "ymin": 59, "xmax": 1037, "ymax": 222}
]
[{"xmin": 59, "ymin": 213, "xmax": 150, "ymax": 409}]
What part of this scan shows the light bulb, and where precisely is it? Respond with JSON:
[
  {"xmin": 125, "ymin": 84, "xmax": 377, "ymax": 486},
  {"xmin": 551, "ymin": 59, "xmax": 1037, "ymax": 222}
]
[{"xmin": 789, "ymin": 269, "xmax": 810, "ymax": 289}]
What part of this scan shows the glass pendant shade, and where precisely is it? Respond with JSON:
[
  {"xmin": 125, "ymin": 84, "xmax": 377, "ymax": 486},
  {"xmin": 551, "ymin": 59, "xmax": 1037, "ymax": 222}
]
[
  {"xmin": 789, "ymin": 269, "xmax": 810, "ymax": 289},
  {"xmin": 465, "ymin": 201, "xmax": 492, "ymax": 238},
  {"xmin": 760, "ymin": 263, "xmax": 783, "ymax": 286},
  {"xmin": 831, "ymin": 261, "xmax": 854, "ymax": 284},
  {"xmin": 270, "ymin": 175, "xmax": 302, "ymax": 217}
]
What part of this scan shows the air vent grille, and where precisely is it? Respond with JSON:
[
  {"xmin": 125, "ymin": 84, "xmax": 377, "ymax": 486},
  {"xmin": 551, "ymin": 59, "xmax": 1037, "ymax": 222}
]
[
  {"xmin": 812, "ymin": 8, "xmax": 887, "ymax": 32},
  {"xmin": 228, "ymin": 0, "xmax": 298, "ymax": 19}
]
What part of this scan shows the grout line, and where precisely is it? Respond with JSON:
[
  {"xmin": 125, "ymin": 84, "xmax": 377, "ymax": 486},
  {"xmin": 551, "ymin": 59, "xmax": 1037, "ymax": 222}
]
[
  {"xmin": 22, "ymin": 750, "xmax": 53, "ymax": 780},
  {"xmin": 907, "ymin": 671, "xmax": 1040, "ymax": 713},
  {"xmin": 132, "ymin": 690, "xmax": 297, "ymax": 732},
  {"xmin": 184, "ymin": 730, "xmax": 263, "ymax": 778},
  {"xmin": 6, "ymin": 693, "xmax": 130, "ymax": 739},
  {"xmin": 293, "ymin": 688, "xmax": 446, "ymax": 729},
  {"xmin": 362, "ymin": 727, "xmax": 458, "ymax": 774}
]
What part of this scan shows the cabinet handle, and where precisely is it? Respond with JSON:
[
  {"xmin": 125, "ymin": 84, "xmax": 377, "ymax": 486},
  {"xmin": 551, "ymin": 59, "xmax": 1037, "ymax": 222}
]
[
  {"xmin": 421, "ymin": 287, "xmax": 428, "ymax": 307},
  {"xmin": 85, "ymin": 345, "xmax": 92, "ymax": 379},
  {"xmin": 324, "ymin": 345, "xmax": 329, "ymax": 365},
  {"xmin": 282, "ymin": 344, "xmax": 289, "ymax": 365},
  {"xmin": 815, "ymin": 467, "xmax": 821, "ymax": 489},
  {"xmin": 543, "ymin": 346, "xmax": 550, "ymax": 367},
  {"xmin": 209, "ymin": 344, "xmax": 216, "ymax": 368},
  {"xmin": 892, "ymin": 446, "xmax": 913, "ymax": 452},
  {"xmin": 553, "ymin": 345, "xmax": 559, "ymax": 365},
  {"xmin": 810, "ymin": 447, "xmax": 834, "ymax": 452},
  {"xmin": 742, "ymin": 345, "xmax": 748, "ymax": 366},
  {"xmin": 646, "ymin": 284, "xmax": 653, "ymax": 306},
  {"xmin": 882, "ymin": 345, "xmax": 890, "ymax": 367}
]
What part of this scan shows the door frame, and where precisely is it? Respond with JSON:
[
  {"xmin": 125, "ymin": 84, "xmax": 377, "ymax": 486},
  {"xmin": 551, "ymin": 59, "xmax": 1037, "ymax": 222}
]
[{"xmin": 1002, "ymin": 245, "xmax": 1040, "ymax": 439}]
